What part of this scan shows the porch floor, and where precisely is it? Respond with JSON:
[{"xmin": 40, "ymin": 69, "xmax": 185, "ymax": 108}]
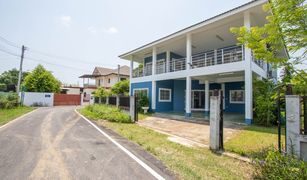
[{"xmin": 153, "ymin": 111, "xmax": 245, "ymax": 124}]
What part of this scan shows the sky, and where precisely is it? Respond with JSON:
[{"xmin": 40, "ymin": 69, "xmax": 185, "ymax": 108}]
[{"xmin": 0, "ymin": 0, "xmax": 276, "ymax": 85}]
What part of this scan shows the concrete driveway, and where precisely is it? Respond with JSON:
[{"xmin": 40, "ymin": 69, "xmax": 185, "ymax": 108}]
[
  {"xmin": 0, "ymin": 106, "xmax": 172, "ymax": 180},
  {"xmin": 138, "ymin": 116, "xmax": 244, "ymax": 147}
]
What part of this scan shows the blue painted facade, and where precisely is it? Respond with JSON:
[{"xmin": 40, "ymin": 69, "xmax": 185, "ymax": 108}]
[
  {"xmin": 130, "ymin": 79, "xmax": 246, "ymax": 114},
  {"xmin": 130, "ymin": 81, "xmax": 152, "ymax": 109},
  {"xmin": 224, "ymin": 81, "xmax": 245, "ymax": 113}
]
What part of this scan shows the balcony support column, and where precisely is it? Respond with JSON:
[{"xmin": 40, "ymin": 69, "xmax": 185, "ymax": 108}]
[
  {"xmin": 166, "ymin": 50, "xmax": 170, "ymax": 73},
  {"xmin": 152, "ymin": 46, "xmax": 157, "ymax": 75},
  {"xmin": 204, "ymin": 80, "xmax": 210, "ymax": 115},
  {"xmin": 186, "ymin": 33, "xmax": 192, "ymax": 70},
  {"xmin": 185, "ymin": 76, "xmax": 192, "ymax": 117},
  {"xmin": 151, "ymin": 80, "xmax": 156, "ymax": 112},
  {"xmin": 129, "ymin": 58, "xmax": 134, "ymax": 96},
  {"xmin": 244, "ymin": 11, "xmax": 253, "ymax": 124}
]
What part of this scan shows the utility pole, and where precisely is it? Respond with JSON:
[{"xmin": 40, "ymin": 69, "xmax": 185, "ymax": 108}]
[
  {"xmin": 17, "ymin": 45, "xmax": 26, "ymax": 94},
  {"xmin": 117, "ymin": 64, "xmax": 120, "ymax": 82}
]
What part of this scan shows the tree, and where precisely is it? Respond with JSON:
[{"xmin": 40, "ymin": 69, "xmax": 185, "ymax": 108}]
[
  {"xmin": 93, "ymin": 87, "xmax": 110, "ymax": 98},
  {"xmin": 111, "ymin": 80, "xmax": 129, "ymax": 96},
  {"xmin": 231, "ymin": 0, "xmax": 306, "ymax": 82},
  {"xmin": 0, "ymin": 68, "xmax": 29, "ymax": 86},
  {"xmin": 23, "ymin": 65, "xmax": 61, "ymax": 93}
]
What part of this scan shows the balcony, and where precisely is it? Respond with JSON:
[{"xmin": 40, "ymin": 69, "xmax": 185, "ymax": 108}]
[{"xmin": 132, "ymin": 45, "xmax": 247, "ymax": 78}]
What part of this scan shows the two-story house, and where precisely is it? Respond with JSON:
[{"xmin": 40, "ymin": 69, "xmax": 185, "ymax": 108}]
[
  {"xmin": 80, "ymin": 65, "xmax": 130, "ymax": 89},
  {"xmin": 119, "ymin": 0, "xmax": 287, "ymax": 124}
]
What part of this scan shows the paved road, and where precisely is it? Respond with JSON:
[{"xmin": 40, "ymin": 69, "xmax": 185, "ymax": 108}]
[{"xmin": 0, "ymin": 106, "xmax": 172, "ymax": 180}]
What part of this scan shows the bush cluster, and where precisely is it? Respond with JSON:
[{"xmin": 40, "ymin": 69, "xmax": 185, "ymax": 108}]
[
  {"xmin": 254, "ymin": 150, "xmax": 307, "ymax": 179},
  {"xmin": 84, "ymin": 104, "xmax": 131, "ymax": 123},
  {"xmin": 0, "ymin": 93, "xmax": 19, "ymax": 109}
]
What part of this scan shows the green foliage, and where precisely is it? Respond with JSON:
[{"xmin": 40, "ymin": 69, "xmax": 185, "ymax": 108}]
[
  {"xmin": 291, "ymin": 70, "xmax": 307, "ymax": 95},
  {"xmin": 93, "ymin": 87, "xmax": 110, "ymax": 98},
  {"xmin": 80, "ymin": 104, "xmax": 131, "ymax": 123},
  {"xmin": 111, "ymin": 80, "xmax": 129, "ymax": 96},
  {"xmin": 0, "ymin": 93, "xmax": 19, "ymax": 109},
  {"xmin": 137, "ymin": 92, "xmax": 149, "ymax": 112},
  {"xmin": 23, "ymin": 65, "xmax": 61, "ymax": 93},
  {"xmin": 253, "ymin": 79, "xmax": 277, "ymax": 126},
  {"xmin": 254, "ymin": 150, "xmax": 307, "ymax": 179},
  {"xmin": 0, "ymin": 68, "xmax": 29, "ymax": 86},
  {"xmin": 0, "ymin": 83, "xmax": 6, "ymax": 92},
  {"xmin": 231, "ymin": 0, "xmax": 307, "ymax": 77}
]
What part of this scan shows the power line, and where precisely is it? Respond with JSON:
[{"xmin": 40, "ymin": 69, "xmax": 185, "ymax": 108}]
[
  {"xmin": 0, "ymin": 34, "xmax": 115, "ymax": 67},
  {"xmin": 0, "ymin": 47, "xmax": 91, "ymax": 72},
  {"xmin": 0, "ymin": 35, "xmax": 21, "ymax": 48}
]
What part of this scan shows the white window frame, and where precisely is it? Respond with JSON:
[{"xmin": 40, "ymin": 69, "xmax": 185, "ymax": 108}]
[
  {"xmin": 133, "ymin": 88, "xmax": 149, "ymax": 97},
  {"xmin": 159, "ymin": 88, "xmax": 172, "ymax": 102},
  {"xmin": 229, "ymin": 90, "xmax": 245, "ymax": 104}
]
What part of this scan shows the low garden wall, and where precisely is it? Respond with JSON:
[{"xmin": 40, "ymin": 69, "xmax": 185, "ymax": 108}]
[{"xmin": 21, "ymin": 92, "xmax": 54, "ymax": 107}]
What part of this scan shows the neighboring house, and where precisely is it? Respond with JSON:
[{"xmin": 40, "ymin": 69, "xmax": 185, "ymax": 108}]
[
  {"xmin": 60, "ymin": 85, "xmax": 96, "ymax": 102},
  {"xmin": 80, "ymin": 66, "xmax": 130, "ymax": 89},
  {"xmin": 119, "ymin": 0, "xmax": 287, "ymax": 124}
]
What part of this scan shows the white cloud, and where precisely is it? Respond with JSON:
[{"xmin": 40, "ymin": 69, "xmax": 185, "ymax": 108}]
[
  {"xmin": 87, "ymin": 26, "xmax": 97, "ymax": 34},
  {"xmin": 59, "ymin": 15, "xmax": 72, "ymax": 27},
  {"xmin": 104, "ymin": 27, "xmax": 118, "ymax": 34}
]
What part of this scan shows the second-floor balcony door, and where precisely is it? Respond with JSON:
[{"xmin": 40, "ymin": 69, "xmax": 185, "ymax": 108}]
[{"xmin": 156, "ymin": 59, "xmax": 165, "ymax": 74}]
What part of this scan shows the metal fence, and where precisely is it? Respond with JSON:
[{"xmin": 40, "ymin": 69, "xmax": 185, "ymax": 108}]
[{"xmin": 301, "ymin": 96, "xmax": 307, "ymax": 135}]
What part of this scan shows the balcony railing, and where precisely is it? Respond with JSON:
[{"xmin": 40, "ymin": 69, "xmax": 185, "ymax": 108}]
[
  {"xmin": 191, "ymin": 45, "xmax": 243, "ymax": 69},
  {"xmin": 132, "ymin": 45, "xmax": 254, "ymax": 78},
  {"xmin": 169, "ymin": 57, "xmax": 186, "ymax": 72}
]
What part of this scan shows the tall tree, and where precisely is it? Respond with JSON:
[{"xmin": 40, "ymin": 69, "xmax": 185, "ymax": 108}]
[
  {"xmin": 0, "ymin": 68, "xmax": 29, "ymax": 85},
  {"xmin": 23, "ymin": 65, "xmax": 61, "ymax": 93},
  {"xmin": 231, "ymin": 0, "xmax": 306, "ymax": 83},
  {"xmin": 111, "ymin": 80, "xmax": 129, "ymax": 96}
]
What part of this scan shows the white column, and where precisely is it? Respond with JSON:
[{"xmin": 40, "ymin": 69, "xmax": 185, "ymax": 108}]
[
  {"xmin": 221, "ymin": 83, "xmax": 225, "ymax": 110},
  {"xmin": 186, "ymin": 33, "xmax": 192, "ymax": 70},
  {"xmin": 185, "ymin": 76, "xmax": 191, "ymax": 117},
  {"xmin": 129, "ymin": 59, "xmax": 134, "ymax": 96},
  {"xmin": 152, "ymin": 80, "xmax": 156, "ymax": 111},
  {"xmin": 152, "ymin": 46, "xmax": 157, "ymax": 75},
  {"xmin": 244, "ymin": 11, "xmax": 253, "ymax": 124},
  {"xmin": 205, "ymin": 80, "xmax": 210, "ymax": 115},
  {"xmin": 166, "ymin": 50, "xmax": 170, "ymax": 73}
]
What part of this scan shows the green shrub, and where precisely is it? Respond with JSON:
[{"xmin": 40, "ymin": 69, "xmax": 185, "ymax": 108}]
[
  {"xmin": 137, "ymin": 93, "xmax": 149, "ymax": 112},
  {"xmin": 0, "ymin": 83, "xmax": 6, "ymax": 92},
  {"xmin": 254, "ymin": 150, "xmax": 307, "ymax": 179},
  {"xmin": 253, "ymin": 79, "xmax": 277, "ymax": 126},
  {"xmin": 83, "ymin": 104, "xmax": 131, "ymax": 123},
  {"xmin": 0, "ymin": 93, "xmax": 18, "ymax": 109}
]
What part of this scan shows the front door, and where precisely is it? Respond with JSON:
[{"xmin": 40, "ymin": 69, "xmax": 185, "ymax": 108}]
[{"xmin": 191, "ymin": 91, "xmax": 205, "ymax": 109}]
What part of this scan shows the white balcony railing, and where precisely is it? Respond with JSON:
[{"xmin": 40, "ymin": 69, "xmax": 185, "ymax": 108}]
[
  {"xmin": 132, "ymin": 45, "xmax": 254, "ymax": 78},
  {"xmin": 191, "ymin": 45, "xmax": 243, "ymax": 69}
]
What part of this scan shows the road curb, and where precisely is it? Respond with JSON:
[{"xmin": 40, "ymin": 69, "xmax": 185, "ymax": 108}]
[{"xmin": 0, "ymin": 107, "xmax": 39, "ymax": 130}]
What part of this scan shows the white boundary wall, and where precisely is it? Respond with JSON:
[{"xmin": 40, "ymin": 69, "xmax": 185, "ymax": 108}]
[{"xmin": 21, "ymin": 92, "xmax": 54, "ymax": 107}]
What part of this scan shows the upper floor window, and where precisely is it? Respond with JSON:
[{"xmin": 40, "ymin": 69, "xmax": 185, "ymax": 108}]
[
  {"xmin": 159, "ymin": 88, "xmax": 171, "ymax": 102},
  {"xmin": 229, "ymin": 90, "xmax": 244, "ymax": 104},
  {"xmin": 108, "ymin": 78, "xmax": 111, "ymax": 83}
]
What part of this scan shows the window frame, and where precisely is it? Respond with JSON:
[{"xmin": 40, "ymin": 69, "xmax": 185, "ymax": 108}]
[
  {"xmin": 133, "ymin": 88, "xmax": 149, "ymax": 97},
  {"xmin": 229, "ymin": 90, "xmax": 245, "ymax": 104},
  {"xmin": 159, "ymin": 88, "xmax": 172, "ymax": 102}
]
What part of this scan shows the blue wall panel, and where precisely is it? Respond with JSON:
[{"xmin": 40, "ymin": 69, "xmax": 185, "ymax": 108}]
[
  {"xmin": 173, "ymin": 80, "xmax": 185, "ymax": 111},
  {"xmin": 156, "ymin": 80, "xmax": 174, "ymax": 112},
  {"xmin": 224, "ymin": 81, "xmax": 245, "ymax": 113},
  {"xmin": 130, "ymin": 81, "xmax": 152, "ymax": 110},
  {"xmin": 144, "ymin": 52, "xmax": 167, "ymax": 64}
]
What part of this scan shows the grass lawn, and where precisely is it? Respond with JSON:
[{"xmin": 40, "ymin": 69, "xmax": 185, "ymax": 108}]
[
  {"xmin": 98, "ymin": 121, "xmax": 253, "ymax": 179},
  {"xmin": 0, "ymin": 106, "xmax": 35, "ymax": 126},
  {"xmin": 77, "ymin": 104, "xmax": 254, "ymax": 180},
  {"xmin": 225, "ymin": 125, "xmax": 285, "ymax": 158}
]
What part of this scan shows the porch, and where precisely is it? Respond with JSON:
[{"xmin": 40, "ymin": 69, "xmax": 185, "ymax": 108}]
[{"xmin": 153, "ymin": 111, "xmax": 245, "ymax": 124}]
